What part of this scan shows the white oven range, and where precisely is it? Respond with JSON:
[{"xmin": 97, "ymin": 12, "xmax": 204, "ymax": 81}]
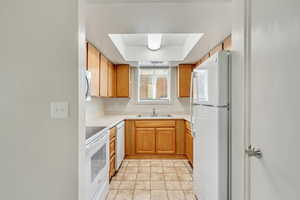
[{"xmin": 86, "ymin": 127, "xmax": 109, "ymax": 200}]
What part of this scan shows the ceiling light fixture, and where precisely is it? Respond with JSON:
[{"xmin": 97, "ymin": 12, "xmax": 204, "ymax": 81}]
[{"xmin": 147, "ymin": 34, "xmax": 162, "ymax": 51}]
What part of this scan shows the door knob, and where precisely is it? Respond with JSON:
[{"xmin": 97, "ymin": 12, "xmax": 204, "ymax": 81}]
[{"xmin": 245, "ymin": 145, "xmax": 263, "ymax": 159}]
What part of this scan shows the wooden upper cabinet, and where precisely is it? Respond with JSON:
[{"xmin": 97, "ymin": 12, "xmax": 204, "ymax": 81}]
[
  {"xmin": 100, "ymin": 54, "xmax": 108, "ymax": 97},
  {"xmin": 87, "ymin": 42, "xmax": 130, "ymax": 99},
  {"xmin": 87, "ymin": 43, "xmax": 100, "ymax": 97},
  {"xmin": 223, "ymin": 35, "xmax": 232, "ymax": 50},
  {"xmin": 108, "ymin": 61, "xmax": 116, "ymax": 97},
  {"xmin": 178, "ymin": 64, "xmax": 193, "ymax": 97},
  {"xmin": 156, "ymin": 128, "xmax": 176, "ymax": 154},
  {"xmin": 210, "ymin": 43, "xmax": 223, "ymax": 56},
  {"xmin": 116, "ymin": 64, "xmax": 130, "ymax": 97},
  {"xmin": 136, "ymin": 128, "xmax": 156, "ymax": 154},
  {"xmin": 202, "ymin": 54, "xmax": 210, "ymax": 63}
]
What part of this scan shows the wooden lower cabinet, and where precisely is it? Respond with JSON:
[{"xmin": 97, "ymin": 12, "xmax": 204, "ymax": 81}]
[
  {"xmin": 185, "ymin": 128, "xmax": 193, "ymax": 165},
  {"xmin": 125, "ymin": 120, "xmax": 187, "ymax": 158},
  {"xmin": 136, "ymin": 128, "xmax": 156, "ymax": 154},
  {"xmin": 135, "ymin": 121, "xmax": 176, "ymax": 155},
  {"xmin": 110, "ymin": 137, "xmax": 116, "ymax": 158},
  {"xmin": 156, "ymin": 128, "xmax": 176, "ymax": 154},
  {"xmin": 109, "ymin": 155, "xmax": 116, "ymax": 179},
  {"xmin": 109, "ymin": 127, "xmax": 116, "ymax": 179}
]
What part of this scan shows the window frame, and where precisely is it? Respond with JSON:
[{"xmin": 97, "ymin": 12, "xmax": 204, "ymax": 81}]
[{"xmin": 137, "ymin": 67, "xmax": 171, "ymax": 105}]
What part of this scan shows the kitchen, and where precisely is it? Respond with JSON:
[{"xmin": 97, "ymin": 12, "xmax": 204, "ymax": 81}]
[
  {"xmin": 84, "ymin": 2, "xmax": 232, "ymax": 199},
  {"xmin": 85, "ymin": 39, "xmax": 231, "ymax": 200},
  {"xmin": 2, "ymin": 1, "xmax": 299, "ymax": 200}
]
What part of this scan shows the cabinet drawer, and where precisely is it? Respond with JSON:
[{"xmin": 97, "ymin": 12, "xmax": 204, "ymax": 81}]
[
  {"xmin": 135, "ymin": 120, "xmax": 176, "ymax": 128},
  {"xmin": 110, "ymin": 138, "xmax": 116, "ymax": 157}
]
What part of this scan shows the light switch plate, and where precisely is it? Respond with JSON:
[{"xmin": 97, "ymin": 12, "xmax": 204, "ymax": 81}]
[{"xmin": 51, "ymin": 102, "xmax": 69, "ymax": 119}]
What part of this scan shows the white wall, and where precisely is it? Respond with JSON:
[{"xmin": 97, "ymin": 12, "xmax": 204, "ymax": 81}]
[
  {"xmin": 231, "ymin": 0, "xmax": 247, "ymax": 200},
  {"xmin": 0, "ymin": 0, "xmax": 85, "ymax": 200},
  {"xmin": 102, "ymin": 67, "xmax": 190, "ymax": 115}
]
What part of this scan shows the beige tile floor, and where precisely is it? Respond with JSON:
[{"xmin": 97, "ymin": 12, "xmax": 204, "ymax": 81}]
[{"xmin": 106, "ymin": 159, "xmax": 196, "ymax": 200}]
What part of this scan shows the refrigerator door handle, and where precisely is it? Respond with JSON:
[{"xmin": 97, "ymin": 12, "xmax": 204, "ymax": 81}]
[{"xmin": 190, "ymin": 71, "xmax": 195, "ymax": 137}]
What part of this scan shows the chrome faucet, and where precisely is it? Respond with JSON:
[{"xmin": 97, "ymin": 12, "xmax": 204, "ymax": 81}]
[{"xmin": 152, "ymin": 108, "xmax": 157, "ymax": 117}]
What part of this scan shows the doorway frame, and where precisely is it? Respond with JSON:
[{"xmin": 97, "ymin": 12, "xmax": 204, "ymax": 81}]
[{"xmin": 231, "ymin": 0, "xmax": 252, "ymax": 200}]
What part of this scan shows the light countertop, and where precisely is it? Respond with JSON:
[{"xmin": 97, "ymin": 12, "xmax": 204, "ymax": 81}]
[{"xmin": 86, "ymin": 114, "xmax": 191, "ymax": 129}]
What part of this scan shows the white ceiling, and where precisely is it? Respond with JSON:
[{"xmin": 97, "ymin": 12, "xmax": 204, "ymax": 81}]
[
  {"xmin": 86, "ymin": 1, "xmax": 232, "ymax": 65},
  {"xmin": 88, "ymin": 0, "xmax": 231, "ymax": 3},
  {"xmin": 109, "ymin": 33, "xmax": 203, "ymax": 65}
]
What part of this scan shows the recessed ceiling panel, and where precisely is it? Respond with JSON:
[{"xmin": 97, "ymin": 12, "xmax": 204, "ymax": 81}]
[{"xmin": 109, "ymin": 33, "xmax": 203, "ymax": 63}]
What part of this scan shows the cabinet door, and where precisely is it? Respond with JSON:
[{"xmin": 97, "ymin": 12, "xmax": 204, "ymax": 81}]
[
  {"xmin": 178, "ymin": 64, "xmax": 193, "ymax": 97},
  {"xmin": 136, "ymin": 128, "xmax": 156, "ymax": 154},
  {"xmin": 87, "ymin": 43, "xmax": 100, "ymax": 97},
  {"xmin": 109, "ymin": 155, "xmax": 116, "ymax": 179},
  {"xmin": 125, "ymin": 120, "xmax": 135, "ymax": 156},
  {"xmin": 185, "ymin": 129, "xmax": 193, "ymax": 165},
  {"xmin": 110, "ymin": 137, "xmax": 116, "ymax": 158},
  {"xmin": 223, "ymin": 35, "xmax": 232, "ymax": 50},
  {"xmin": 116, "ymin": 64, "xmax": 130, "ymax": 97},
  {"xmin": 107, "ymin": 62, "xmax": 116, "ymax": 97},
  {"xmin": 100, "ymin": 54, "xmax": 108, "ymax": 97},
  {"xmin": 156, "ymin": 128, "xmax": 176, "ymax": 154}
]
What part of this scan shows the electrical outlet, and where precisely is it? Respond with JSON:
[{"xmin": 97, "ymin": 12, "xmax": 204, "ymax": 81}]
[{"xmin": 50, "ymin": 102, "xmax": 69, "ymax": 119}]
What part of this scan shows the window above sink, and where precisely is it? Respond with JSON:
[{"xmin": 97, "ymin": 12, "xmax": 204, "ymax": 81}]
[{"xmin": 137, "ymin": 67, "xmax": 171, "ymax": 104}]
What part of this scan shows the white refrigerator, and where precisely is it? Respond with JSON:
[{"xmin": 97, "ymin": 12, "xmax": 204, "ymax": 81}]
[{"xmin": 191, "ymin": 51, "xmax": 230, "ymax": 200}]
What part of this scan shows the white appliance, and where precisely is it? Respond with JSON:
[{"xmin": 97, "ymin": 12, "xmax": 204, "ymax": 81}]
[
  {"xmin": 116, "ymin": 121, "xmax": 125, "ymax": 170},
  {"xmin": 191, "ymin": 51, "xmax": 230, "ymax": 200},
  {"xmin": 86, "ymin": 129, "xmax": 109, "ymax": 200}
]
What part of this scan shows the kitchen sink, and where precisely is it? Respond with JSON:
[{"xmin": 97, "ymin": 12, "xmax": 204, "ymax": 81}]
[{"xmin": 136, "ymin": 114, "xmax": 173, "ymax": 118}]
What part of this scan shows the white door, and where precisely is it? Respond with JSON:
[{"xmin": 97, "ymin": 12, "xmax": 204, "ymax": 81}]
[{"xmin": 247, "ymin": 0, "xmax": 300, "ymax": 199}]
